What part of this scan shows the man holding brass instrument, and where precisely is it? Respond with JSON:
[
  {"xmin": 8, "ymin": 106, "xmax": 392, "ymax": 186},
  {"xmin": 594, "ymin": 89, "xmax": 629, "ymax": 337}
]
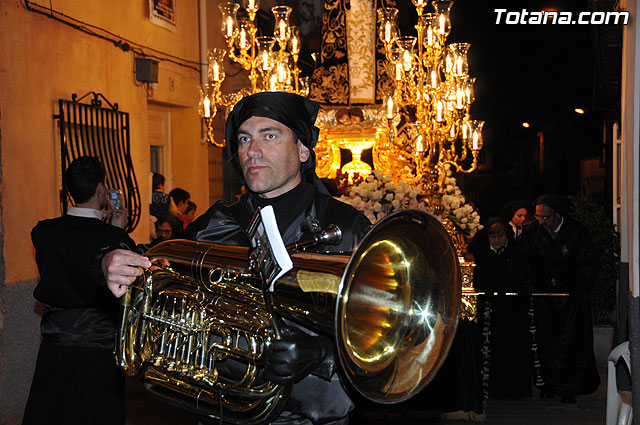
[{"xmin": 103, "ymin": 92, "xmax": 371, "ymax": 424}]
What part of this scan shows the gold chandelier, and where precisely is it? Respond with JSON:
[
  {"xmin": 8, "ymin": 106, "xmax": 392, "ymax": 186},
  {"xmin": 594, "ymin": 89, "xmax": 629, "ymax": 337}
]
[
  {"xmin": 198, "ymin": 0, "xmax": 309, "ymax": 147},
  {"xmin": 378, "ymin": 0, "xmax": 484, "ymax": 211}
]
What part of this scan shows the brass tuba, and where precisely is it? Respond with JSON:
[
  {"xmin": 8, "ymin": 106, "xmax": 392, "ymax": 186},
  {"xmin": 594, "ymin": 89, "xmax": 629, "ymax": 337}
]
[{"xmin": 117, "ymin": 210, "xmax": 461, "ymax": 424}]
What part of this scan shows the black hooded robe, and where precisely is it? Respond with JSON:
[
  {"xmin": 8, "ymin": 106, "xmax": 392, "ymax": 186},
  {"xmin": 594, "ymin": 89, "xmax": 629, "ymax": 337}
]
[{"xmin": 517, "ymin": 217, "xmax": 600, "ymax": 397}]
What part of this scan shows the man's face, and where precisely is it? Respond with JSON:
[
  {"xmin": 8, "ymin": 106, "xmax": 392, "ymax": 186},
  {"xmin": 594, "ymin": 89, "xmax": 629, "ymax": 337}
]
[
  {"xmin": 177, "ymin": 200, "xmax": 189, "ymax": 214},
  {"xmin": 535, "ymin": 204, "xmax": 557, "ymax": 230},
  {"xmin": 237, "ymin": 116, "xmax": 310, "ymax": 199},
  {"xmin": 511, "ymin": 207, "xmax": 528, "ymax": 227},
  {"xmin": 156, "ymin": 222, "xmax": 173, "ymax": 241}
]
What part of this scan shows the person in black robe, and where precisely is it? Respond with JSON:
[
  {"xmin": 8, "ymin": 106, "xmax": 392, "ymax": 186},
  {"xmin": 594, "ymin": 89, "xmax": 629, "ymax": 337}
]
[
  {"xmin": 473, "ymin": 218, "xmax": 532, "ymax": 400},
  {"xmin": 102, "ymin": 92, "xmax": 371, "ymax": 425},
  {"xmin": 22, "ymin": 156, "xmax": 136, "ymax": 425},
  {"xmin": 517, "ymin": 194, "xmax": 600, "ymax": 403}
]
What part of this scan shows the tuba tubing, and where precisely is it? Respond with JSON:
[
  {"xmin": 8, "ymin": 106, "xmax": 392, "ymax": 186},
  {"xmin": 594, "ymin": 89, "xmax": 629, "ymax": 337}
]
[{"xmin": 117, "ymin": 209, "xmax": 461, "ymax": 423}]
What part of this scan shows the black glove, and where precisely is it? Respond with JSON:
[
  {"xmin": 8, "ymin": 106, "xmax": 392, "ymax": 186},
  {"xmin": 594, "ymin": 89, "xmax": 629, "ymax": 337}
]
[{"xmin": 263, "ymin": 326, "xmax": 333, "ymax": 384}]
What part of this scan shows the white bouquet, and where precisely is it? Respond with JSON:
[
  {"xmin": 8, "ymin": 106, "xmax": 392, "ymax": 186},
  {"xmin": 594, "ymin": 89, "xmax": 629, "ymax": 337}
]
[
  {"xmin": 337, "ymin": 169, "xmax": 432, "ymax": 223},
  {"xmin": 441, "ymin": 166, "xmax": 483, "ymax": 237}
]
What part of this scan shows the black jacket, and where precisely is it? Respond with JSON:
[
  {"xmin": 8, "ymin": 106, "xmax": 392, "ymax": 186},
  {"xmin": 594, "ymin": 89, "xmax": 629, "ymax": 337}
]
[{"xmin": 186, "ymin": 185, "xmax": 371, "ymax": 424}]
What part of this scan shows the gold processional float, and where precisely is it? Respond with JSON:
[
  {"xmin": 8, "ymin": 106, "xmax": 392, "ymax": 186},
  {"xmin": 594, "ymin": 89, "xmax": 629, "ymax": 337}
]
[{"xmin": 116, "ymin": 0, "xmax": 483, "ymax": 422}]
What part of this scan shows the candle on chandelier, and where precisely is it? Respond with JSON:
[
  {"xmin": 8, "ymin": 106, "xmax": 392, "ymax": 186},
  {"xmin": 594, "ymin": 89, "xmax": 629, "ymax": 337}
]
[
  {"xmin": 461, "ymin": 122, "xmax": 470, "ymax": 139},
  {"xmin": 248, "ymin": 0, "xmax": 255, "ymax": 9},
  {"xmin": 456, "ymin": 87, "xmax": 464, "ymax": 108},
  {"xmin": 403, "ymin": 50, "xmax": 412, "ymax": 71},
  {"xmin": 212, "ymin": 62, "xmax": 220, "ymax": 81},
  {"xmin": 386, "ymin": 97, "xmax": 394, "ymax": 119},
  {"xmin": 239, "ymin": 31, "xmax": 247, "ymax": 49},
  {"xmin": 226, "ymin": 17, "xmax": 234, "ymax": 38},
  {"xmin": 385, "ymin": 21, "xmax": 391, "ymax": 43},
  {"xmin": 436, "ymin": 100, "xmax": 444, "ymax": 122},
  {"xmin": 262, "ymin": 51, "xmax": 269, "ymax": 70},
  {"xmin": 471, "ymin": 131, "xmax": 480, "ymax": 150},
  {"xmin": 396, "ymin": 62, "xmax": 403, "ymax": 81},
  {"xmin": 279, "ymin": 20, "xmax": 287, "ymax": 39},
  {"xmin": 455, "ymin": 57, "xmax": 464, "ymax": 75},
  {"xmin": 426, "ymin": 27, "xmax": 434, "ymax": 47},
  {"xmin": 277, "ymin": 63, "xmax": 285, "ymax": 83},
  {"xmin": 445, "ymin": 55, "xmax": 452, "ymax": 74},
  {"xmin": 291, "ymin": 37, "xmax": 299, "ymax": 54},
  {"xmin": 203, "ymin": 96, "xmax": 211, "ymax": 118},
  {"xmin": 438, "ymin": 14, "xmax": 446, "ymax": 35}
]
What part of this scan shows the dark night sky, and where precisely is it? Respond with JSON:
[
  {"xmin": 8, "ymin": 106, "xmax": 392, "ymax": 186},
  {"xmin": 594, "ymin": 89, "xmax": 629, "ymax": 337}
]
[
  {"xmin": 448, "ymin": 0, "xmax": 594, "ymax": 144},
  {"xmin": 434, "ymin": 0, "xmax": 602, "ymax": 215}
]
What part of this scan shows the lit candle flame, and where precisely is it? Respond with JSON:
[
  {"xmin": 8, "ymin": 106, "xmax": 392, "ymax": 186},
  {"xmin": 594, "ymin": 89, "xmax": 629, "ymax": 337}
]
[
  {"xmin": 472, "ymin": 132, "xmax": 479, "ymax": 150},
  {"xmin": 277, "ymin": 62, "xmax": 285, "ymax": 83},
  {"xmin": 436, "ymin": 100, "xmax": 444, "ymax": 122},
  {"xmin": 239, "ymin": 31, "xmax": 247, "ymax": 49},
  {"xmin": 212, "ymin": 62, "xmax": 220, "ymax": 81},
  {"xmin": 456, "ymin": 57, "xmax": 464, "ymax": 75},
  {"xmin": 456, "ymin": 87, "xmax": 464, "ymax": 108},
  {"xmin": 403, "ymin": 50, "xmax": 412, "ymax": 70},
  {"xmin": 462, "ymin": 122, "xmax": 470, "ymax": 139},
  {"xmin": 226, "ymin": 17, "xmax": 234, "ymax": 38},
  {"xmin": 203, "ymin": 96, "xmax": 211, "ymax": 118},
  {"xmin": 279, "ymin": 20, "xmax": 286, "ymax": 39}
]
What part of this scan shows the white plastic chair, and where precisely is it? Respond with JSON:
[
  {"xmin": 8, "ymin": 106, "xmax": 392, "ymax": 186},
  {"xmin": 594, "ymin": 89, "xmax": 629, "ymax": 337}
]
[{"xmin": 606, "ymin": 341, "xmax": 632, "ymax": 425}]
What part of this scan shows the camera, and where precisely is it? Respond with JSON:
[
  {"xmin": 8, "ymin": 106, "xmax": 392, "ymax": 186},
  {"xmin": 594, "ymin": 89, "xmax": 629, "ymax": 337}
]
[{"xmin": 109, "ymin": 189, "xmax": 124, "ymax": 212}]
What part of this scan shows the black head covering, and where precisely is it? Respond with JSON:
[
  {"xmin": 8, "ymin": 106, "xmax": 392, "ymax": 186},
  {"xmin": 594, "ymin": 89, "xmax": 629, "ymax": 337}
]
[
  {"xmin": 501, "ymin": 199, "xmax": 529, "ymax": 222},
  {"xmin": 224, "ymin": 92, "xmax": 325, "ymax": 193},
  {"xmin": 534, "ymin": 194, "xmax": 568, "ymax": 215}
]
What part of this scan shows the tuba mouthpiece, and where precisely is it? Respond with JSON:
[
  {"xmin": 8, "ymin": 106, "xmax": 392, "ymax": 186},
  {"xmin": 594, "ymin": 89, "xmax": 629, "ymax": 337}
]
[
  {"xmin": 318, "ymin": 224, "xmax": 342, "ymax": 246},
  {"xmin": 285, "ymin": 224, "xmax": 343, "ymax": 253}
]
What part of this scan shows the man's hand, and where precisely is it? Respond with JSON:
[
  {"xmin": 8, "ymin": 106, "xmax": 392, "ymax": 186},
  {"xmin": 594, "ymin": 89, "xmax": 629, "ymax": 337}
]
[
  {"xmin": 102, "ymin": 249, "xmax": 151, "ymax": 297},
  {"xmin": 111, "ymin": 207, "xmax": 128, "ymax": 229},
  {"xmin": 263, "ymin": 326, "xmax": 333, "ymax": 384}
]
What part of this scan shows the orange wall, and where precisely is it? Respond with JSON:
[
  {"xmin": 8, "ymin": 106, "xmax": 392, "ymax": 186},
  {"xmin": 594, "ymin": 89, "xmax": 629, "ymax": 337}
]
[{"xmin": 0, "ymin": 0, "xmax": 207, "ymax": 284}]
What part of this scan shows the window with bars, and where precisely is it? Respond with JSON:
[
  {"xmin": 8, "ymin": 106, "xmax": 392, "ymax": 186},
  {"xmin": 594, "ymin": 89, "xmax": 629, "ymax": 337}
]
[{"xmin": 55, "ymin": 92, "xmax": 141, "ymax": 233}]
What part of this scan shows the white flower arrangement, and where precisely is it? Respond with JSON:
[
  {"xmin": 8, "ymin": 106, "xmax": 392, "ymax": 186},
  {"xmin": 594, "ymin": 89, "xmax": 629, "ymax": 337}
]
[
  {"xmin": 337, "ymin": 167, "xmax": 483, "ymax": 238},
  {"xmin": 441, "ymin": 166, "xmax": 483, "ymax": 237},
  {"xmin": 337, "ymin": 169, "xmax": 433, "ymax": 224}
]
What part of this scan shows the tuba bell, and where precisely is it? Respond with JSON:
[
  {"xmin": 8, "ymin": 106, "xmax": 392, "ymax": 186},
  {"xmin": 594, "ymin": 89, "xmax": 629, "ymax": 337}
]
[{"xmin": 116, "ymin": 210, "xmax": 461, "ymax": 424}]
